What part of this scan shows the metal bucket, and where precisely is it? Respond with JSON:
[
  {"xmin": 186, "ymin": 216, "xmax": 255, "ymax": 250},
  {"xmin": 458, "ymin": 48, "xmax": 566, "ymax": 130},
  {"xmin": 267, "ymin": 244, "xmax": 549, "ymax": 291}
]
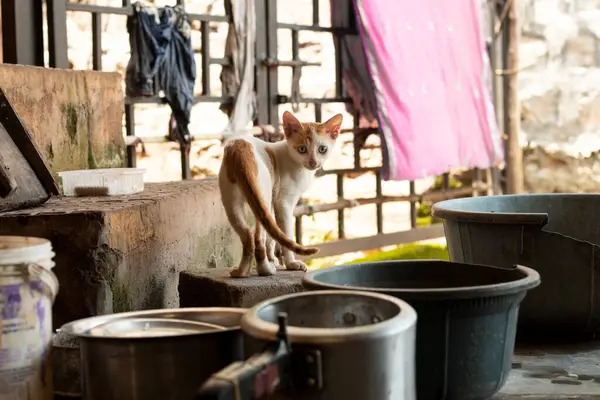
[
  {"xmin": 0, "ymin": 236, "xmax": 59, "ymax": 400},
  {"xmin": 60, "ymin": 307, "xmax": 247, "ymax": 400},
  {"xmin": 197, "ymin": 290, "xmax": 418, "ymax": 400}
]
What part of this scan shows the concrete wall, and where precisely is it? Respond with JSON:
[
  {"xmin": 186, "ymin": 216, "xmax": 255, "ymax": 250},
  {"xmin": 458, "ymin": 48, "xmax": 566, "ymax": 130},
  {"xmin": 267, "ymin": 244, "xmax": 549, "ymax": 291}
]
[
  {"xmin": 0, "ymin": 64, "xmax": 125, "ymax": 177},
  {"xmin": 0, "ymin": 180, "xmax": 242, "ymax": 327},
  {"xmin": 518, "ymin": 0, "xmax": 600, "ymax": 192},
  {"xmin": 0, "ymin": 65, "xmax": 242, "ymax": 326}
]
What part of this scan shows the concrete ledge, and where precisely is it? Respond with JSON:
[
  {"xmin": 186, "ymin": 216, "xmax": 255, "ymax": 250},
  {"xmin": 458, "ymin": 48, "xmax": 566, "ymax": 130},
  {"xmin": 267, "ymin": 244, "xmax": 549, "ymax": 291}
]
[
  {"xmin": 179, "ymin": 269, "xmax": 305, "ymax": 308},
  {"xmin": 0, "ymin": 179, "xmax": 241, "ymax": 327}
]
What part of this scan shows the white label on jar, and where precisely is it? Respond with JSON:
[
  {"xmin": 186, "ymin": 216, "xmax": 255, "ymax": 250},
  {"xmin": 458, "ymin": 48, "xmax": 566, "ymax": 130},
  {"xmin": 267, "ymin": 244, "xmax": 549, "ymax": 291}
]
[{"xmin": 0, "ymin": 279, "xmax": 52, "ymax": 400}]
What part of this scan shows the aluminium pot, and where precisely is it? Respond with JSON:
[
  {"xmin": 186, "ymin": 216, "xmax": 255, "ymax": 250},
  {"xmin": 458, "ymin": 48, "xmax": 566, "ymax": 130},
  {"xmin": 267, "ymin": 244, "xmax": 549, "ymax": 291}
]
[
  {"xmin": 60, "ymin": 307, "xmax": 247, "ymax": 400},
  {"xmin": 52, "ymin": 328, "xmax": 82, "ymax": 399},
  {"xmin": 196, "ymin": 290, "xmax": 418, "ymax": 400}
]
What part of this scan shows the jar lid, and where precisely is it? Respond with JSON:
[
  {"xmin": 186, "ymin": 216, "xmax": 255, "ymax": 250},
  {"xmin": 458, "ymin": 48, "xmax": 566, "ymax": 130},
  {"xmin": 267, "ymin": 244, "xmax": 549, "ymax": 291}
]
[{"xmin": 0, "ymin": 236, "xmax": 55, "ymax": 269}]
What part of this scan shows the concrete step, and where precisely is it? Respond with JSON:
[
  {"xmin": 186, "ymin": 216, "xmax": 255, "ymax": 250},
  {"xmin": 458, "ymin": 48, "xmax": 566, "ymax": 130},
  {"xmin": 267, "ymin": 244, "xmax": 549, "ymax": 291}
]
[
  {"xmin": 0, "ymin": 179, "xmax": 241, "ymax": 327},
  {"xmin": 179, "ymin": 268, "xmax": 305, "ymax": 308}
]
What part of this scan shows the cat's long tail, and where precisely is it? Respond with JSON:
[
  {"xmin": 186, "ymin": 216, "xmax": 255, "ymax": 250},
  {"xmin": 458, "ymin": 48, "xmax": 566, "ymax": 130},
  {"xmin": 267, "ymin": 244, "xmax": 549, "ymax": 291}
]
[{"xmin": 223, "ymin": 140, "xmax": 319, "ymax": 256}]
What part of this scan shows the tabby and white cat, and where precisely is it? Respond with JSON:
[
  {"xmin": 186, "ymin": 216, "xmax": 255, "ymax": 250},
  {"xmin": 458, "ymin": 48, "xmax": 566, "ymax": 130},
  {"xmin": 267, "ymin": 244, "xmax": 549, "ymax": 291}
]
[{"xmin": 219, "ymin": 111, "xmax": 343, "ymax": 277}]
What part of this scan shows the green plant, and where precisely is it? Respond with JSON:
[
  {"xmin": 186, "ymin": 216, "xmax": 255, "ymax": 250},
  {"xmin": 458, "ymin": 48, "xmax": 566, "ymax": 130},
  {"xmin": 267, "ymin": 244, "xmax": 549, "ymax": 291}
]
[
  {"xmin": 433, "ymin": 175, "xmax": 463, "ymax": 190},
  {"xmin": 415, "ymin": 202, "xmax": 442, "ymax": 227},
  {"xmin": 416, "ymin": 215, "xmax": 432, "ymax": 227},
  {"xmin": 310, "ymin": 243, "xmax": 449, "ymax": 269},
  {"xmin": 416, "ymin": 203, "xmax": 431, "ymax": 218},
  {"xmin": 414, "ymin": 174, "xmax": 463, "ymax": 227},
  {"xmin": 345, "ymin": 243, "xmax": 449, "ymax": 265},
  {"xmin": 306, "ymin": 230, "xmax": 335, "ymax": 245}
]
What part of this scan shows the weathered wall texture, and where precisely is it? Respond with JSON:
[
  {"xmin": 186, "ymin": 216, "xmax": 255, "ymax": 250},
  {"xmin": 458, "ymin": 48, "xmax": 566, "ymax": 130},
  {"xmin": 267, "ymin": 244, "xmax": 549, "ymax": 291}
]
[
  {"xmin": 519, "ymin": 0, "xmax": 600, "ymax": 192},
  {"xmin": 0, "ymin": 180, "xmax": 242, "ymax": 327},
  {"xmin": 0, "ymin": 64, "xmax": 125, "ymax": 177}
]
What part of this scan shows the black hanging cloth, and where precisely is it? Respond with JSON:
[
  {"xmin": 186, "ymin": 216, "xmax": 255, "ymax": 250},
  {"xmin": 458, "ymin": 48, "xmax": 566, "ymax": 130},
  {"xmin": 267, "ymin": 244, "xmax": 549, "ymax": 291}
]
[{"xmin": 125, "ymin": 2, "xmax": 196, "ymax": 144}]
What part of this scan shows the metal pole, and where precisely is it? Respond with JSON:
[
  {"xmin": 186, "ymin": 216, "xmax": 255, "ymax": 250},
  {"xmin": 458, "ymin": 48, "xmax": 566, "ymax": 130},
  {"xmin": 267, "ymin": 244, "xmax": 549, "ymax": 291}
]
[
  {"xmin": 265, "ymin": 0, "xmax": 279, "ymax": 127},
  {"xmin": 124, "ymin": 104, "xmax": 137, "ymax": 168},
  {"xmin": 2, "ymin": 0, "xmax": 45, "ymax": 66},
  {"xmin": 489, "ymin": 0, "xmax": 505, "ymax": 195},
  {"xmin": 181, "ymin": 143, "xmax": 191, "ymax": 180},
  {"xmin": 46, "ymin": 0, "xmax": 69, "ymax": 68}
]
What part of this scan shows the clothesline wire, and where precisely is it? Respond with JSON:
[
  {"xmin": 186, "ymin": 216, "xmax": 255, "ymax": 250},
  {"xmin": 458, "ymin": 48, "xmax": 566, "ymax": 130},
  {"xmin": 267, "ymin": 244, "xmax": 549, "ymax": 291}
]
[{"xmin": 495, "ymin": 59, "xmax": 540, "ymax": 76}]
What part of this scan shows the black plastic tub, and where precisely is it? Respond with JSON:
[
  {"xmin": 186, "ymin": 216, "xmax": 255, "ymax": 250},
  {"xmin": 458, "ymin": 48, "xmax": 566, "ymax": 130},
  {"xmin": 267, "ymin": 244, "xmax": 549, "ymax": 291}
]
[
  {"xmin": 303, "ymin": 260, "xmax": 540, "ymax": 400},
  {"xmin": 432, "ymin": 193, "xmax": 600, "ymax": 340}
]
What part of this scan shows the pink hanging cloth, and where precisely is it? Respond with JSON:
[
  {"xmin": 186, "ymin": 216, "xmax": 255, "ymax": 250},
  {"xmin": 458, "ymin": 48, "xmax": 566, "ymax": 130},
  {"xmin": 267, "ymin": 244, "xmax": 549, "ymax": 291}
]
[{"xmin": 353, "ymin": 0, "xmax": 504, "ymax": 180}]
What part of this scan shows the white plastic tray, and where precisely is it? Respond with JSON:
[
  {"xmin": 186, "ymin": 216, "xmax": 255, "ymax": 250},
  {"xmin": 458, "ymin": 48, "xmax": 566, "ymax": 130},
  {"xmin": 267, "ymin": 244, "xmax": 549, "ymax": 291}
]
[{"xmin": 58, "ymin": 168, "xmax": 146, "ymax": 197}]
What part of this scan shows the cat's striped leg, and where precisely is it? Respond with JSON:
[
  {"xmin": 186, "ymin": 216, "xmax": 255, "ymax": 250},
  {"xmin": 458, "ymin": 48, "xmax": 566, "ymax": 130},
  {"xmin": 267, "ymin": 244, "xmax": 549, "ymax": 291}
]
[
  {"xmin": 274, "ymin": 200, "xmax": 307, "ymax": 272},
  {"xmin": 265, "ymin": 236, "xmax": 280, "ymax": 267},
  {"xmin": 221, "ymin": 185, "xmax": 254, "ymax": 278},
  {"xmin": 255, "ymin": 224, "xmax": 277, "ymax": 276}
]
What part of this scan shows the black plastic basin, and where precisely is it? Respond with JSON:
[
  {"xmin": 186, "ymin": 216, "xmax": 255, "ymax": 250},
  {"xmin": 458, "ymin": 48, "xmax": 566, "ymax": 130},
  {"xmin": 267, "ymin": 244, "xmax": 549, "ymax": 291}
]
[
  {"xmin": 432, "ymin": 194, "xmax": 600, "ymax": 340},
  {"xmin": 303, "ymin": 260, "xmax": 540, "ymax": 400}
]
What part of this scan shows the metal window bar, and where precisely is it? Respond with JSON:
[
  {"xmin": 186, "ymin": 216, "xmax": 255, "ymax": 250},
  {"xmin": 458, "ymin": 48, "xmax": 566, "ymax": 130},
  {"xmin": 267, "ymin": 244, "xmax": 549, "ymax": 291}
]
[
  {"xmin": 52, "ymin": 0, "xmax": 235, "ymax": 179},
  {"xmin": 41, "ymin": 0, "xmax": 503, "ymax": 259}
]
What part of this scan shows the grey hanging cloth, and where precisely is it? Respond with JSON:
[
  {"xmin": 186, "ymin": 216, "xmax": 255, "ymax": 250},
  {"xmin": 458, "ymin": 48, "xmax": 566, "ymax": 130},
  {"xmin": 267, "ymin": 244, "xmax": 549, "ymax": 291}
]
[
  {"xmin": 330, "ymin": 0, "xmax": 377, "ymax": 124},
  {"xmin": 220, "ymin": 0, "xmax": 257, "ymax": 136},
  {"xmin": 125, "ymin": 2, "xmax": 196, "ymax": 144}
]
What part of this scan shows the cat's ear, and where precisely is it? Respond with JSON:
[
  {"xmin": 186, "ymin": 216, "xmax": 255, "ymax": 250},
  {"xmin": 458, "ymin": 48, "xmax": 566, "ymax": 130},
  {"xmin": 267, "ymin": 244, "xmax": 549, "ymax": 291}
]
[
  {"xmin": 282, "ymin": 111, "xmax": 302, "ymax": 137},
  {"xmin": 323, "ymin": 114, "xmax": 343, "ymax": 140}
]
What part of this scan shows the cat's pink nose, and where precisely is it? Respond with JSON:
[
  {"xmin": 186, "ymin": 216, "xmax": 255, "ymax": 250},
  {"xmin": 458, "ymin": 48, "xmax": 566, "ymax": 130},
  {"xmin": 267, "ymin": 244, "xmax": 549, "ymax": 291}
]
[{"xmin": 308, "ymin": 160, "xmax": 317, "ymax": 168}]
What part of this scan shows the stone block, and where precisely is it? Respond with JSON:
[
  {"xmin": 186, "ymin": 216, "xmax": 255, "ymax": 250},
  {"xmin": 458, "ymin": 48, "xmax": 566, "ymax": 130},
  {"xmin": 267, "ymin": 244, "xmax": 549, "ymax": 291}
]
[
  {"xmin": 0, "ymin": 64, "xmax": 125, "ymax": 178},
  {"xmin": 179, "ymin": 269, "xmax": 305, "ymax": 308},
  {"xmin": 0, "ymin": 179, "xmax": 241, "ymax": 327}
]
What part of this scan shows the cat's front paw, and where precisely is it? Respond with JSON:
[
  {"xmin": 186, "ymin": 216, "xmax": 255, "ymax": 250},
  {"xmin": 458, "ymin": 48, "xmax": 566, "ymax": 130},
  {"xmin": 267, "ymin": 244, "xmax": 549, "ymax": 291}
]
[
  {"xmin": 229, "ymin": 268, "xmax": 250, "ymax": 278},
  {"xmin": 285, "ymin": 260, "xmax": 307, "ymax": 272},
  {"xmin": 257, "ymin": 260, "xmax": 277, "ymax": 276},
  {"xmin": 268, "ymin": 254, "xmax": 281, "ymax": 268}
]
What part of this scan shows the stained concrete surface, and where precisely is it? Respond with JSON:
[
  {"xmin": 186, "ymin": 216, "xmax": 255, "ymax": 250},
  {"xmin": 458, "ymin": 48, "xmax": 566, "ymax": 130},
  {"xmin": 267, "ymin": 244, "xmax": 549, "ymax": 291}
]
[{"xmin": 494, "ymin": 341, "xmax": 600, "ymax": 399}]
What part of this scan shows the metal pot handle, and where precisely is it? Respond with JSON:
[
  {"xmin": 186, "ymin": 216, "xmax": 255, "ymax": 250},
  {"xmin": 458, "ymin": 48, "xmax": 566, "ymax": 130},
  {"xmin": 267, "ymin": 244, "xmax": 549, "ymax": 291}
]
[
  {"xmin": 195, "ymin": 313, "xmax": 293, "ymax": 400},
  {"xmin": 195, "ymin": 313, "xmax": 324, "ymax": 400}
]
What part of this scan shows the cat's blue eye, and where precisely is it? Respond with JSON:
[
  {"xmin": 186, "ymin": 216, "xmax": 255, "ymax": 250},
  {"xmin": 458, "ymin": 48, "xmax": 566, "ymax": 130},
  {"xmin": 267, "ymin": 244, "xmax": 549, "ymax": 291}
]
[
  {"xmin": 297, "ymin": 145, "xmax": 308, "ymax": 154},
  {"xmin": 318, "ymin": 145, "xmax": 328, "ymax": 154}
]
